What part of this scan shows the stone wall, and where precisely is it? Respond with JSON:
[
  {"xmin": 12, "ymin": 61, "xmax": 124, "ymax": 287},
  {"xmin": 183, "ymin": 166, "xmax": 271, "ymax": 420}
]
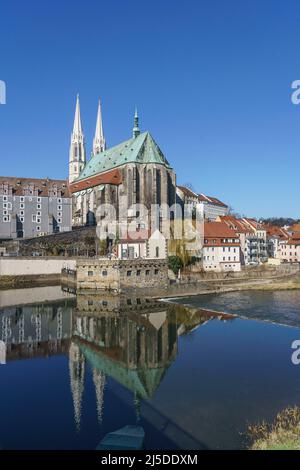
[{"xmin": 75, "ymin": 258, "xmax": 168, "ymax": 292}]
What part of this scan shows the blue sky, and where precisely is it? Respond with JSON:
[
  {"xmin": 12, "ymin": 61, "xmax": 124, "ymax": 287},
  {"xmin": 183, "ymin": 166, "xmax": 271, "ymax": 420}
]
[{"xmin": 0, "ymin": 0, "xmax": 299, "ymax": 218}]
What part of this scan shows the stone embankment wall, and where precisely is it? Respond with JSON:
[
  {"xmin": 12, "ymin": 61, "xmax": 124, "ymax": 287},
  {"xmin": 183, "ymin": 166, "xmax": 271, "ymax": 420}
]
[{"xmin": 171, "ymin": 263, "xmax": 300, "ymax": 284}]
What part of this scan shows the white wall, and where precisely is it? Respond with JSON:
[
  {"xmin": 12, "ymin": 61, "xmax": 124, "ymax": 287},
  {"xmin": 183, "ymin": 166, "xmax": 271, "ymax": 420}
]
[{"xmin": 0, "ymin": 258, "xmax": 76, "ymax": 276}]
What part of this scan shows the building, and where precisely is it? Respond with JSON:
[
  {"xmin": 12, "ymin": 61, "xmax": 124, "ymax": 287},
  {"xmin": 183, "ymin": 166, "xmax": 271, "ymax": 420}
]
[
  {"xmin": 263, "ymin": 225, "xmax": 289, "ymax": 259},
  {"xmin": 176, "ymin": 185, "xmax": 228, "ymax": 220},
  {"xmin": 202, "ymin": 221, "xmax": 241, "ymax": 272},
  {"xmin": 117, "ymin": 228, "xmax": 167, "ymax": 259},
  {"xmin": 279, "ymin": 232, "xmax": 300, "ymax": 263},
  {"xmin": 241, "ymin": 218, "xmax": 268, "ymax": 263},
  {"xmin": 68, "ymin": 97, "xmax": 177, "ymax": 233},
  {"xmin": 0, "ymin": 177, "xmax": 72, "ymax": 239},
  {"xmin": 72, "ymin": 258, "xmax": 169, "ymax": 292}
]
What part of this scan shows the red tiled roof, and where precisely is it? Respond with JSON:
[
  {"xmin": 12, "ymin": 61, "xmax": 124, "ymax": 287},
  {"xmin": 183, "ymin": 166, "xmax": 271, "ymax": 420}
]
[
  {"xmin": 69, "ymin": 168, "xmax": 122, "ymax": 193},
  {"xmin": 0, "ymin": 176, "xmax": 70, "ymax": 197},
  {"xmin": 204, "ymin": 221, "xmax": 238, "ymax": 238}
]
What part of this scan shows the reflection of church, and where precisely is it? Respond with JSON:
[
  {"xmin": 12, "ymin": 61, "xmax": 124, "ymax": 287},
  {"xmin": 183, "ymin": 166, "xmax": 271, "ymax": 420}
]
[{"xmin": 0, "ymin": 292, "xmax": 232, "ymax": 432}]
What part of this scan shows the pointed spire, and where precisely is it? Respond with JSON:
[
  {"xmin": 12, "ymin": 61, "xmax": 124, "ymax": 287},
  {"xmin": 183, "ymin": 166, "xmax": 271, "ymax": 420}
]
[
  {"xmin": 69, "ymin": 94, "xmax": 86, "ymax": 183},
  {"xmin": 93, "ymin": 99, "xmax": 106, "ymax": 155},
  {"xmin": 73, "ymin": 94, "xmax": 83, "ymax": 137},
  {"xmin": 132, "ymin": 106, "xmax": 140, "ymax": 138}
]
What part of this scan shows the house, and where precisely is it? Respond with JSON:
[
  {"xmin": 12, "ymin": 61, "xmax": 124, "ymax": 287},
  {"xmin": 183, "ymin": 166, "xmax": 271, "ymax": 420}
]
[
  {"xmin": 117, "ymin": 229, "xmax": 167, "ymax": 260},
  {"xmin": 202, "ymin": 222, "xmax": 241, "ymax": 272},
  {"xmin": 279, "ymin": 232, "xmax": 300, "ymax": 263},
  {"xmin": 176, "ymin": 185, "xmax": 228, "ymax": 220}
]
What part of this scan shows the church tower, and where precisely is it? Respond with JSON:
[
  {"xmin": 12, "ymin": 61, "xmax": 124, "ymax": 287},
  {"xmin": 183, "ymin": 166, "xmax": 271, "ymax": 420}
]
[
  {"xmin": 69, "ymin": 94, "xmax": 86, "ymax": 183},
  {"xmin": 93, "ymin": 99, "xmax": 106, "ymax": 155}
]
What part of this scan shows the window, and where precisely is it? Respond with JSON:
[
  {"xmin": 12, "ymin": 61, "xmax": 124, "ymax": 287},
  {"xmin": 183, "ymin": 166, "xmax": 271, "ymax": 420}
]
[
  {"xmin": 32, "ymin": 215, "xmax": 36, "ymax": 222},
  {"xmin": 37, "ymin": 204, "xmax": 41, "ymax": 209},
  {"xmin": 154, "ymin": 269, "xmax": 159, "ymax": 275},
  {"xmin": 36, "ymin": 226, "xmax": 41, "ymax": 231},
  {"xmin": 20, "ymin": 217, "xmax": 24, "ymax": 223},
  {"xmin": 3, "ymin": 196, "xmax": 7, "ymax": 202},
  {"xmin": 102, "ymin": 270, "xmax": 108, "ymax": 276},
  {"xmin": 146, "ymin": 270, "xmax": 150, "ymax": 276},
  {"xmin": 20, "ymin": 210, "xmax": 24, "ymax": 216},
  {"xmin": 20, "ymin": 196, "xmax": 24, "ymax": 202},
  {"xmin": 127, "ymin": 270, "xmax": 132, "ymax": 277},
  {"xmin": 3, "ymin": 210, "xmax": 7, "ymax": 215},
  {"xmin": 58, "ymin": 205, "xmax": 62, "ymax": 211},
  {"xmin": 88, "ymin": 271, "xmax": 93, "ymax": 276},
  {"xmin": 37, "ymin": 197, "xmax": 41, "ymax": 203},
  {"xmin": 137, "ymin": 270, "xmax": 141, "ymax": 276},
  {"xmin": 155, "ymin": 247, "xmax": 159, "ymax": 258},
  {"xmin": 20, "ymin": 203, "xmax": 25, "ymax": 209},
  {"xmin": 58, "ymin": 198, "xmax": 62, "ymax": 204},
  {"xmin": 58, "ymin": 212, "xmax": 62, "ymax": 217},
  {"xmin": 37, "ymin": 211, "xmax": 41, "ymax": 216},
  {"xmin": 3, "ymin": 203, "xmax": 7, "ymax": 208},
  {"xmin": 3, "ymin": 215, "xmax": 10, "ymax": 222},
  {"xmin": 36, "ymin": 218, "xmax": 41, "ymax": 223},
  {"xmin": 58, "ymin": 218, "xmax": 62, "ymax": 224}
]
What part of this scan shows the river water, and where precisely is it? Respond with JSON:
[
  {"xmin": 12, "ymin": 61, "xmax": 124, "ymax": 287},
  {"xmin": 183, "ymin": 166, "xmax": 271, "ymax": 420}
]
[{"xmin": 0, "ymin": 286, "xmax": 300, "ymax": 450}]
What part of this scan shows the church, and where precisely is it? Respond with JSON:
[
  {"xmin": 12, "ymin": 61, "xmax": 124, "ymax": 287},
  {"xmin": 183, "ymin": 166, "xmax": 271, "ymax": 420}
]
[{"xmin": 68, "ymin": 96, "xmax": 177, "ymax": 235}]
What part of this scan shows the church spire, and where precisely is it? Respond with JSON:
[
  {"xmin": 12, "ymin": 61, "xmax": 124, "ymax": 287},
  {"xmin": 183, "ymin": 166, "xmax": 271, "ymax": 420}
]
[
  {"xmin": 93, "ymin": 99, "xmax": 106, "ymax": 155},
  {"xmin": 132, "ymin": 106, "xmax": 140, "ymax": 138},
  {"xmin": 73, "ymin": 94, "xmax": 83, "ymax": 137},
  {"xmin": 69, "ymin": 94, "xmax": 86, "ymax": 183}
]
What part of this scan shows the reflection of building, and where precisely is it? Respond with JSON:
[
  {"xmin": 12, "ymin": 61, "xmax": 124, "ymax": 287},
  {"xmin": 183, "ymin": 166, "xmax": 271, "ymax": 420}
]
[
  {"xmin": 0, "ymin": 290, "xmax": 234, "ymax": 434},
  {"xmin": 0, "ymin": 300, "xmax": 74, "ymax": 360},
  {"xmin": 0, "ymin": 340, "xmax": 6, "ymax": 364},
  {"xmin": 73, "ymin": 299, "xmax": 178, "ymax": 400},
  {"xmin": 69, "ymin": 342, "xmax": 85, "ymax": 431}
]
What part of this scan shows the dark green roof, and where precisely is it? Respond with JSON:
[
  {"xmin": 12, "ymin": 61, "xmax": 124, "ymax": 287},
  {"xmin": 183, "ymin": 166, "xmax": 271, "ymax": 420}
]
[{"xmin": 76, "ymin": 131, "xmax": 172, "ymax": 182}]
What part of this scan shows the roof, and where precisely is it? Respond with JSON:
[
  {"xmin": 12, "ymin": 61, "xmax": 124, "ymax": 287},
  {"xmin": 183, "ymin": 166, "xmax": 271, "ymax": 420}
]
[
  {"xmin": 177, "ymin": 187, "xmax": 228, "ymax": 207},
  {"xmin": 219, "ymin": 216, "xmax": 250, "ymax": 234},
  {"xmin": 177, "ymin": 186, "xmax": 198, "ymax": 198},
  {"xmin": 204, "ymin": 221, "xmax": 239, "ymax": 238},
  {"xmin": 287, "ymin": 232, "xmax": 300, "ymax": 245},
  {"xmin": 0, "ymin": 176, "xmax": 70, "ymax": 197},
  {"xmin": 289, "ymin": 222, "xmax": 300, "ymax": 233},
  {"xmin": 69, "ymin": 168, "xmax": 122, "ymax": 193},
  {"xmin": 75, "ymin": 131, "xmax": 172, "ymax": 183}
]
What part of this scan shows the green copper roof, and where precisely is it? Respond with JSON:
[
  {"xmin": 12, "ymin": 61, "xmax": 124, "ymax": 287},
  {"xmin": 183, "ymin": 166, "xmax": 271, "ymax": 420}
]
[
  {"xmin": 76, "ymin": 339, "xmax": 168, "ymax": 399},
  {"xmin": 75, "ymin": 131, "xmax": 172, "ymax": 182}
]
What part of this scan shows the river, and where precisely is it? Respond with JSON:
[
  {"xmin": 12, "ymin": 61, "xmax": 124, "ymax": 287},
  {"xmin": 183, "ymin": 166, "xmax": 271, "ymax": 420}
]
[{"xmin": 0, "ymin": 286, "xmax": 300, "ymax": 449}]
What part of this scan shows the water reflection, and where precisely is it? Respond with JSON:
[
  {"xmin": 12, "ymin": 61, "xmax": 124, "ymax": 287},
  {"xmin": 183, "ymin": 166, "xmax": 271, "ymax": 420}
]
[{"xmin": 0, "ymin": 287, "xmax": 233, "ymax": 436}]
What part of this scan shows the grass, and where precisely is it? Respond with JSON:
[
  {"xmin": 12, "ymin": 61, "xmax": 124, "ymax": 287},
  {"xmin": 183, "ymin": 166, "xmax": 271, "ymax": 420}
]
[{"xmin": 248, "ymin": 406, "xmax": 300, "ymax": 450}]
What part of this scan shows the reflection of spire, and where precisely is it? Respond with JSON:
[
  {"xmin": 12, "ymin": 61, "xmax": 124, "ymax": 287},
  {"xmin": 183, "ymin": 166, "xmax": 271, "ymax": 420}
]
[
  {"xmin": 69, "ymin": 342, "xmax": 85, "ymax": 432},
  {"xmin": 134, "ymin": 391, "xmax": 141, "ymax": 423},
  {"xmin": 93, "ymin": 368, "xmax": 106, "ymax": 423}
]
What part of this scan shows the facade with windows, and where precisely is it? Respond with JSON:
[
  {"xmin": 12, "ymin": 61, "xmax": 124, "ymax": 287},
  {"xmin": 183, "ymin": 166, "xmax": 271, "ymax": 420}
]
[
  {"xmin": 0, "ymin": 177, "xmax": 72, "ymax": 239},
  {"xmin": 202, "ymin": 221, "xmax": 241, "ymax": 272}
]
